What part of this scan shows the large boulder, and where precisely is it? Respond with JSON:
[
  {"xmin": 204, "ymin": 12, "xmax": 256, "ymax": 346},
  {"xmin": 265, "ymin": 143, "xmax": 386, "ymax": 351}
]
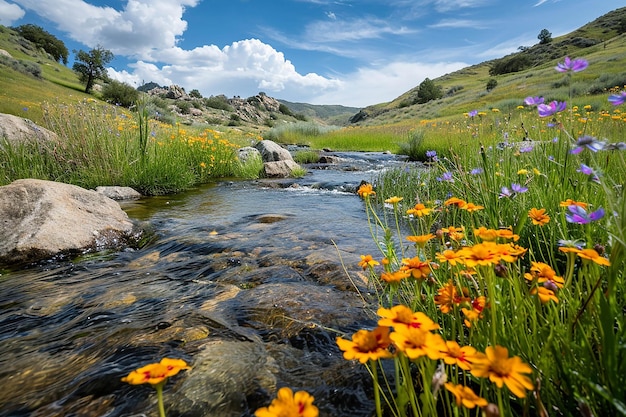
[
  {"xmin": 0, "ymin": 113, "xmax": 59, "ymax": 148},
  {"xmin": 250, "ymin": 140, "xmax": 303, "ymax": 178},
  {"xmin": 0, "ymin": 179, "xmax": 139, "ymax": 266},
  {"xmin": 254, "ymin": 140, "xmax": 293, "ymax": 162}
]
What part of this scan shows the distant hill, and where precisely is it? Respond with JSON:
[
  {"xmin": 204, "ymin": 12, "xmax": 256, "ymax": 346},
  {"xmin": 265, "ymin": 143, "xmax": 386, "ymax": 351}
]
[
  {"xmin": 277, "ymin": 99, "xmax": 361, "ymax": 125},
  {"xmin": 349, "ymin": 7, "xmax": 626, "ymax": 126}
]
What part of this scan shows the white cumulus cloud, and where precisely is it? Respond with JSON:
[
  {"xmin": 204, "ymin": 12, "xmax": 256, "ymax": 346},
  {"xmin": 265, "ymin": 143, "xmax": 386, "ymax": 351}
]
[{"xmin": 0, "ymin": 0, "xmax": 25, "ymax": 25}]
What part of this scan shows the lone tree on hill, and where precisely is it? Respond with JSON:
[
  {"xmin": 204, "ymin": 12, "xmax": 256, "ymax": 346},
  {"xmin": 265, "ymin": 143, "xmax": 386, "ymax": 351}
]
[
  {"xmin": 416, "ymin": 78, "xmax": 443, "ymax": 104},
  {"xmin": 72, "ymin": 46, "xmax": 114, "ymax": 94},
  {"xmin": 538, "ymin": 28, "xmax": 552, "ymax": 45}
]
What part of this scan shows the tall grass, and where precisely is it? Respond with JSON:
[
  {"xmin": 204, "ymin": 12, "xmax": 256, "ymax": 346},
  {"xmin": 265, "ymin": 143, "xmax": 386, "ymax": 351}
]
[{"xmin": 0, "ymin": 99, "xmax": 259, "ymax": 194}]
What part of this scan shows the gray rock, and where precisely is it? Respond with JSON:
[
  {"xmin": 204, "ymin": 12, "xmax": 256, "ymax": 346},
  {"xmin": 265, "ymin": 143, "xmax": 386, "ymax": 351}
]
[
  {"xmin": 262, "ymin": 160, "xmax": 300, "ymax": 177},
  {"xmin": 237, "ymin": 146, "xmax": 262, "ymax": 164},
  {"xmin": 0, "ymin": 179, "xmax": 137, "ymax": 265},
  {"xmin": 254, "ymin": 140, "xmax": 293, "ymax": 162},
  {"xmin": 95, "ymin": 186, "xmax": 142, "ymax": 201},
  {"xmin": 0, "ymin": 113, "xmax": 59, "ymax": 148}
]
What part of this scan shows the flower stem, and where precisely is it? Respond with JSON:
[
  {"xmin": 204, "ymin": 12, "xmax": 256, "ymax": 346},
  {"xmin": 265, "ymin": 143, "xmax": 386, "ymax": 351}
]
[
  {"xmin": 371, "ymin": 360, "xmax": 383, "ymax": 417},
  {"xmin": 155, "ymin": 382, "xmax": 166, "ymax": 417}
]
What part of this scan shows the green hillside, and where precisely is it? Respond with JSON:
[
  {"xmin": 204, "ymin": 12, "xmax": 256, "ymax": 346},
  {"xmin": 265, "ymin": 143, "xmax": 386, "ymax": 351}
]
[{"xmin": 351, "ymin": 7, "xmax": 626, "ymax": 126}]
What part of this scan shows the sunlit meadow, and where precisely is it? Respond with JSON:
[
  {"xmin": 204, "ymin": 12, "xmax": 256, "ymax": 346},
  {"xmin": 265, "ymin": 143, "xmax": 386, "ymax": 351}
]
[
  {"xmin": 326, "ymin": 57, "xmax": 626, "ymax": 417},
  {"xmin": 0, "ymin": 98, "xmax": 264, "ymax": 194}
]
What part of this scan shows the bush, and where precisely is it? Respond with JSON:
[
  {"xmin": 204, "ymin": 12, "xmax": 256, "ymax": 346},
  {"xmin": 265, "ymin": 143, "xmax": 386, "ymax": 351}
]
[
  {"xmin": 177, "ymin": 101, "xmax": 191, "ymax": 114},
  {"xmin": 203, "ymin": 95, "xmax": 233, "ymax": 111},
  {"xmin": 279, "ymin": 103, "xmax": 294, "ymax": 116},
  {"xmin": 486, "ymin": 78, "xmax": 498, "ymax": 92},
  {"xmin": 101, "ymin": 80, "xmax": 139, "ymax": 108},
  {"xmin": 489, "ymin": 54, "xmax": 532, "ymax": 76},
  {"xmin": 0, "ymin": 55, "xmax": 42, "ymax": 78}
]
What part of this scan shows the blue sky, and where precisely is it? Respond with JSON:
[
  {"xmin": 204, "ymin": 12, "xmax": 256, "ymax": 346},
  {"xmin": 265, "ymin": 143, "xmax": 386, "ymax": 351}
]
[{"xmin": 0, "ymin": 1, "xmax": 623, "ymax": 107}]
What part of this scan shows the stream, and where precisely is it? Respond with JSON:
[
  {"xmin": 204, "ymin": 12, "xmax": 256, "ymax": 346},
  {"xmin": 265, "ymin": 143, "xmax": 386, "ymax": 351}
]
[{"xmin": 0, "ymin": 151, "xmax": 423, "ymax": 417}]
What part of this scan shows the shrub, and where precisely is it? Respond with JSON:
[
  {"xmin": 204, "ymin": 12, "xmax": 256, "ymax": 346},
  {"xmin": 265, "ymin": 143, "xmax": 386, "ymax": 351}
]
[
  {"xmin": 486, "ymin": 78, "xmax": 498, "ymax": 92},
  {"xmin": 101, "ymin": 80, "xmax": 139, "ymax": 108},
  {"xmin": 203, "ymin": 95, "xmax": 233, "ymax": 111},
  {"xmin": 279, "ymin": 103, "xmax": 294, "ymax": 116},
  {"xmin": 489, "ymin": 54, "xmax": 532, "ymax": 76},
  {"xmin": 0, "ymin": 55, "xmax": 42, "ymax": 78},
  {"xmin": 398, "ymin": 129, "xmax": 425, "ymax": 161}
]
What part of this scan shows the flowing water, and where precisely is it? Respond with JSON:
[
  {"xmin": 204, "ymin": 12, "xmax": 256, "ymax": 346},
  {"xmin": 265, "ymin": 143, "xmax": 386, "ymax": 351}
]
[{"xmin": 0, "ymin": 152, "xmax": 421, "ymax": 417}]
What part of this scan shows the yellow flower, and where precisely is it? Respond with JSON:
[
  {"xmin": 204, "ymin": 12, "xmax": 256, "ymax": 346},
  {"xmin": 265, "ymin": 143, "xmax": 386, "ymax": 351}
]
[
  {"xmin": 406, "ymin": 203, "xmax": 433, "ymax": 217},
  {"xmin": 336, "ymin": 326, "xmax": 394, "ymax": 364},
  {"xmin": 471, "ymin": 345, "xmax": 534, "ymax": 398},
  {"xmin": 255, "ymin": 387, "xmax": 318, "ymax": 417},
  {"xmin": 122, "ymin": 358, "xmax": 190, "ymax": 385},
  {"xmin": 559, "ymin": 199, "xmax": 587, "ymax": 208},
  {"xmin": 457, "ymin": 242, "xmax": 500, "ymax": 267},
  {"xmin": 528, "ymin": 208, "xmax": 550, "ymax": 226},
  {"xmin": 576, "ymin": 248, "xmax": 611, "ymax": 266},
  {"xmin": 517, "ymin": 169, "xmax": 529, "ymax": 175},
  {"xmin": 473, "ymin": 227, "xmax": 498, "ymax": 241},
  {"xmin": 385, "ymin": 196, "xmax": 403, "ymax": 205},
  {"xmin": 357, "ymin": 183, "xmax": 375, "ymax": 198},
  {"xmin": 358, "ymin": 254, "xmax": 380, "ymax": 270},
  {"xmin": 435, "ymin": 249, "xmax": 464, "ymax": 266},
  {"xmin": 495, "ymin": 227, "xmax": 519, "ymax": 241},
  {"xmin": 378, "ymin": 305, "xmax": 440, "ymax": 331},
  {"xmin": 441, "ymin": 341, "xmax": 482, "ymax": 371},
  {"xmin": 524, "ymin": 262, "xmax": 564, "ymax": 288},
  {"xmin": 400, "ymin": 257, "xmax": 435, "ymax": 279},
  {"xmin": 444, "ymin": 383, "xmax": 488, "ymax": 409},
  {"xmin": 461, "ymin": 202, "xmax": 484, "ymax": 213},
  {"xmin": 530, "ymin": 286, "xmax": 559, "ymax": 304},
  {"xmin": 444, "ymin": 197, "xmax": 467, "ymax": 207},
  {"xmin": 390, "ymin": 326, "xmax": 446, "ymax": 361},
  {"xmin": 406, "ymin": 233, "xmax": 435, "ymax": 247},
  {"xmin": 440, "ymin": 225, "xmax": 465, "ymax": 241},
  {"xmin": 434, "ymin": 281, "xmax": 469, "ymax": 313},
  {"xmin": 380, "ymin": 270, "xmax": 411, "ymax": 283}
]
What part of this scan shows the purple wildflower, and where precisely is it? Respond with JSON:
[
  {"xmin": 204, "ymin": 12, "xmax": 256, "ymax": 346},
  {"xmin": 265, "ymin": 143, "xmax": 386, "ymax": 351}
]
[
  {"xmin": 570, "ymin": 135, "xmax": 606, "ymax": 154},
  {"xmin": 499, "ymin": 186, "xmax": 513, "ymax": 199},
  {"xmin": 577, "ymin": 164, "xmax": 594, "ymax": 175},
  {"xmin": 538, "ymin": 101, "xmax": 567, "ymax": 117},
  {"xmin": 425, "ymin": 150, "xmax": 438, "ymax": 161},
  {"xmin": 519, "ymin": 145, "xmax": 534, "ymax": 153},
  {"xmin": 524, "ymin": 96, "xmax": 544, "ymax": 106},
  {"xmin": 558, "ymin": 239, "xmax": 585, "ymax": 249},
  {"xmin": 565, "ymin": 205, "xmax": 605, "ymax": 224},
  {"xmin": 468, "ymin": 110, "xmax": 478, "ymax": 118},
  {"xmin": 511, "ymin": 183, "xmax": 528, "ymax": 193},
  {"xmin": 576, "ymin": 163, "xmax": 600, "ymax": 183},
  {"xmin": 555, "ymin": 57, "xmax": 588, "ymax": 73},
  {"xmin": 470, "ymin": 167, "xmax": 483, "ymax": 175},
  {"xmin": 608, "ymin": 91, "xmax": 626, "ymax": 106},
  {"xmin": 437, "ymin": 172, "xmax": 454, "ymax": 182}
]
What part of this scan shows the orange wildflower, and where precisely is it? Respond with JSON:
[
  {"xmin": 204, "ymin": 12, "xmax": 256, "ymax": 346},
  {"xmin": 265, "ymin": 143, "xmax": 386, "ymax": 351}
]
[
  {"xmin": 406, "ymin": 203, "xmax": 433, "ymax": 217},
  {"xmin": 559, "ymin": 199, "xmax": 588, "ymax": 208},
  {"xmin": 336, "ymin": 326, "xmax": 393, "ymax": 364},
  {"xmin": 524, "ymin": 262, "xmax": 564, "ymax": 288},
  {"xmin": 377, "ymin": 305, "xmax": 440, "ymax": 332},
  {"xmin": 461, "ymin": 202, "xmax": 484, "ymax": 212},
  {"xmin": 435, "ymin": 249, "xmax": 464, "ymax": 266},
  {"xmin": 358, "ymin": 254, "xmax": 380, "ymax": 270},
  {"xmin": 434, "ymin": 281, "xmax": 469, "ymax": 313},
  {"xmin": 357, "ymin": 183, "xmax": 375, "ymax": 198},
  {"xmin": 444, "ymin": 197, "xmax": 467, "ymax": 207},
  {"xmin": 457, "ymin": 242, "xmax": 501, "ymax": 267},
  {"xmin": 470, "ymin": 345, "xmax": 534, "ymax": 398},
  {"xmin": 122, "ymin": 358, "xmax": 190, "ymax": 386},
  {"xmin": 528, "ymin": 208, "xmax": 550, "ymax": 226},
  {"xmin": 441, "ymin": 341, "xmax": 482, "ymax": 371},
  {"xmin": 380, "ymin": 270, "xmax": 411, "ymax": 283},
  {"xmin": 390, "ymin": 326, "xmax": 446, "ymax": 360},
  {"xmin": 400, "ymin": 256, "xmax": 434, "ymax": 279},
  {"xmin": 576, "ymin": 248, "xmax": 611, "ymax": 266},
  {"xmin": 473, "ymin": 227, "xmax": 498, "ymax": 241},
  {"xmin": 530, "ymin": 286, "xmax": 559, "ymax": 304},
  {"xmin": 406, "ymin": 233, "xmax": 435, "ymax": 247},
  {"xmin": 255, "ymin": 387, "xmax": 318, "ymax": 417},
  {"xmin": 444, "ymin": 383, "xmax": 488, "ymax": 409}
]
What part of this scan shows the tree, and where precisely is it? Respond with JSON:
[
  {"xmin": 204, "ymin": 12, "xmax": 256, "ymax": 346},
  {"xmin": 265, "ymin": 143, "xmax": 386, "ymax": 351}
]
[
  {"xmin": 416, "ymin": 78, "xmax": 442, "ymax": 104},
  {"xmin": 538, "ymin": 29, "xmax": 552, "ymax": 45},
  {"xmin": 14, "ymin": 24, "xmax": 69, "ymax": 64},
  {"xmin": 486, "ymin": 78, "xmax": 498, "ymax": 92},
  {"xmin": 72, "ymin": 46, "xmax": 114, "ymax": 94}
]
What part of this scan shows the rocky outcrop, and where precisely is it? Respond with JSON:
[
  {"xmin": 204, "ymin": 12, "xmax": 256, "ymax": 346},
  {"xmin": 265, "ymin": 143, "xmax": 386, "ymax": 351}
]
[
  {"xmin": 0, "ymin": 112, "xmax": 58, "ymax": 147},
  {"xmin": 229, "ymin": 93, "xmax": 281, "ymax": 123},
  {"xmin": 147, "ymin": 84, "xmax": 190, "ymax": 100},
  {"xmin": 0, "ymin": 179, "xmax": 140, "ymax": 266},
  {"xmin": 253, "ymin": 140, "xmax": 302, "ymax": 178}
]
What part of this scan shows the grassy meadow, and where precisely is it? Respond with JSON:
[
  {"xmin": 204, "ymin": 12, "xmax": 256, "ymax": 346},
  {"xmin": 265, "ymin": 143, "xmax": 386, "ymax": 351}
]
[{"xmin": 1, "ymin": 15, "xmax": 626, "ymax": 417}]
